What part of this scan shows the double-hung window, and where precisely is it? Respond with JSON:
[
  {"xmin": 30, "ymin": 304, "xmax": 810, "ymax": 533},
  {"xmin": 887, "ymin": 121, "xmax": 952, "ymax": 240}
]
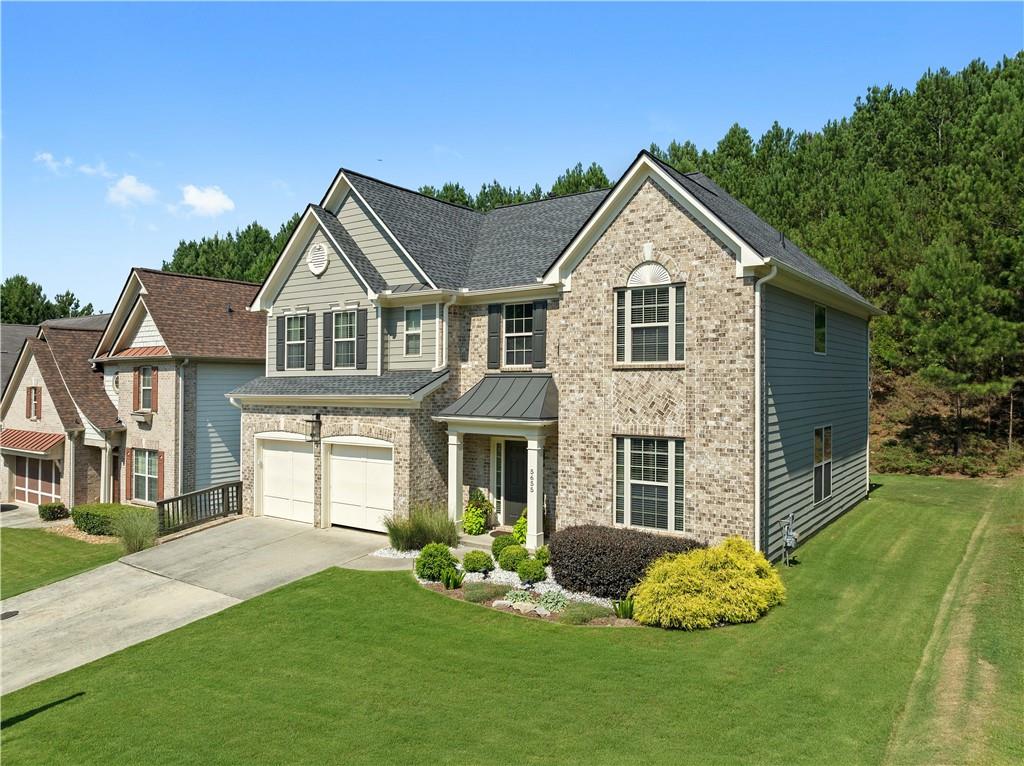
[
  {"xmin": 285, "ymin": 315, "xmax": 305, "ymax": 369},
  {"xmin": 615, "ymin": 437, "xmax": 685, "ymax": 531},
  {"xmin": 334, "ymin": 311, "xmax": 356, "ymax": 368},
  {"xmin": 139, "ymin": 366, "xmax": 153, "ymax": 410},
  {"xmin": 814, "ymin": 304, "xmax": 827, "ymax": 354},
  {"xmin": 813, "ymin": 426, "xmax": 832, "ymax": 503},
  {"xmin": 504, "ymin": 303, "xmax": 533, "ymax": 366},
  {"xmin": 404, "ymin": 308, "xmax": 422, "ymax": 356},
  {"xmin": 133, "ymin": 449, "xmax": 159, "ymax": 503},
  {"xmin": 615, "ymin": 284, "xmax": 685, "ymax": 363}
]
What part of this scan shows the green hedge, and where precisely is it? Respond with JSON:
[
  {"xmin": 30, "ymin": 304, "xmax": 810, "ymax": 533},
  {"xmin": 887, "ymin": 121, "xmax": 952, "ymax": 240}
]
[{"xmin": 71, "ymin": 504, "xmax": 153, "ymax": 536}]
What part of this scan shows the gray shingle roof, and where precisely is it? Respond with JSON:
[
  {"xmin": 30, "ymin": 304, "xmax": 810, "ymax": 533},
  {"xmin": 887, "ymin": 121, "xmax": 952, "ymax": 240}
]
[
  {"xmin": 41, "ymin": 314, "xmax": 112, "ymax": 331},
  {"xmin": 2, "ymin": 324, "xmax": 38, "ymax": 393},
  {"xmin": 310, "ymin": 205, "xmax": 387, "ymax": 293},
  {"xmin": 438, "ymin": 374, "xmax": 558, "ymax": 420},
  {"xmin": 230, "ymin": 370, "xmax": 448, "ymax": 399},
  {"xmin": 646, "ymin": 153, "xmax": 871, "ymax": 306}
]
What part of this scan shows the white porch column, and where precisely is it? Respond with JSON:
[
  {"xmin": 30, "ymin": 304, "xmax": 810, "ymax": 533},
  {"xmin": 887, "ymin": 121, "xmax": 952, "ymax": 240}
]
[
  {"xmin": 447, "ymin": 431, "xmax": 464, "ymax": 522},
  {"xmin": 525, "ymin": 435, "xmax": 545, "ymax": 551}
]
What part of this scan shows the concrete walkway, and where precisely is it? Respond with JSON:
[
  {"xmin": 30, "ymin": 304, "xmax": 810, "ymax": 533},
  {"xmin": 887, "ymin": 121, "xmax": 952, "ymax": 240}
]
[
  {"xmin": 1, "ymin": 517, "xmax": 408, "ymax": 693},
  {"xmin": 0, "ymin": 502, "xmax": 71, "ymax": 530}
]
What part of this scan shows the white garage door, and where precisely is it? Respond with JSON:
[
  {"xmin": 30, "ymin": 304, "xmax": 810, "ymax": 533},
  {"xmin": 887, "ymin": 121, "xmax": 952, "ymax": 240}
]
[
  {"xmin": 260, "ymin": 441, "xmax": 315, "ymax": 524},
  {"xmin": 329, "ymin": 443, "xmax": 393, "ymax": 532}
]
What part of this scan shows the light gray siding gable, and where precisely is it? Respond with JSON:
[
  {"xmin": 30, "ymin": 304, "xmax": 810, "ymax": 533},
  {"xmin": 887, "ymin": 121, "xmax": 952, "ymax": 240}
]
[
  {"xmin": 763, "ymin": 285, "xmax": 869, "ymax": 560},
  {"xmin": 337, "ymin": 192, "xmax": 421, "ymax": 287}
]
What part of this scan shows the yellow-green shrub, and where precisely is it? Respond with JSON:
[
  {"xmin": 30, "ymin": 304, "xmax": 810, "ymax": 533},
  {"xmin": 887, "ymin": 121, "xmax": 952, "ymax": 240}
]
[{"xmin": 631, "ymin": 537, "xmax": 785, "ymax": 630}]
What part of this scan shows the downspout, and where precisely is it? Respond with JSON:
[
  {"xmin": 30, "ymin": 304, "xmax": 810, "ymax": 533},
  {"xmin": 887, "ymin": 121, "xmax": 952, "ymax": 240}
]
[
  {"xmin": 177, "ymin": 358, "xmax": 189, "ymax": 495},
  {"xmin": 753, "ymin": 264, "xmax": 777, "ymax": 553}
]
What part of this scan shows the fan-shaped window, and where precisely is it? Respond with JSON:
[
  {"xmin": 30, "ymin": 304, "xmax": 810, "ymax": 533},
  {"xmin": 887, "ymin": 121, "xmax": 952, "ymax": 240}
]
[{"xmin": 626, "ymin": 261, "xmax": 671, "ymax": 287}]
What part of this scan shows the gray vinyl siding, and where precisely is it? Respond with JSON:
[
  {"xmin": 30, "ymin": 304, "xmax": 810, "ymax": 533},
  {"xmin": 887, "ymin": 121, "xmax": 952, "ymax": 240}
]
[
  {"xmin": 195, "ymin": 363, "xmax": 263, "ymax": 487},
  {"xmin": 383, "ymin": 304, "xmax": 437, "ymax": 371},
  {"xmin": 267, "ymin": 228, "xmax": 378, "ymax": 376},
  {"xmin": 337, "ymin": 193, "xmax": 421, "ymax": 287},
  {"xmin": 763, "ymin": 285, "xmax": 869, "ymax": 561}
]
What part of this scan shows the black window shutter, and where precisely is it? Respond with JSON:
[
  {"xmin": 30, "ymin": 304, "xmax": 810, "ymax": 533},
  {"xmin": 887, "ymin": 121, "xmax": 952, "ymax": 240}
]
[
  {"xmin": 275, "ymin": 316, "xmax": 285, "ymax": 371},
  {"xmin": 532, "ymin": 300, "xmax": 547, "ymax": 368},
  {"xmin": 305, "ymin": 313, "xmax": 316, "ymax": 371},
  {"xmin": 322, "ymin": 311, "xmax": 334, "ymax": 370},
  {"xmin": 487, "ymin": 304, "xmax": 501, "ymax": 369},
  {"xmin": 356, "ymin": 308, "xmax": 368, "ymax": 369}
]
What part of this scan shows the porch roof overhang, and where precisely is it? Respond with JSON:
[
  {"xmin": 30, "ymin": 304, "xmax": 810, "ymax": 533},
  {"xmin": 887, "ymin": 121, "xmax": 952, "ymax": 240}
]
[
  {"xmin": 0, "ymin": 428, "xmax": 65, "ymax": 458},
  {"xmin": 433, "ymin": 373, "xmax": 557, "ymax": 437}
]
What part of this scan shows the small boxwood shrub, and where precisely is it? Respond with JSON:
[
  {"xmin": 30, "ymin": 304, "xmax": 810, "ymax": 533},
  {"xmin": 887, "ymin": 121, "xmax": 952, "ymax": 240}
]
[
  {"xmin": 548, "ymin": 524, "xmax": 704, "ymax": 599},
  {"xmin": 462, "ymin": 489, "xmax": 492, "ymax": 536},
  {"xmin": 70, "ymin": 503, "xmax": 137, "ymax": 536},
  {"xmin": 37, "ymin": 501, "xmax": 69, "ymax": 521},
  {"xmin": 462, "ymin": 550, "xmax": 494, "ymax": 574},
  {"xmin": 516, "ymin": 558, "xmax": 547, "ymax": 585},
  {"xmin": 512, "ymin": 512, "xmax": 527, "ymax": 544},
  {"xmin": 491, "ymin": 534, "xmax": 517, "ymax": 559},
  {"xmin": 632, "ymin": 537, "xmax": 786, "ymax": 630},
  {"xmin": 534, "ymin": 545, "xmax": 550, "ymax": 567},
  {"xmin": 415, "ymin": 543, "xmax": 457, "ymax": 581},
  {"xmin": 497, "ymin": 544, "xmax": 527, "ymax": 572}
]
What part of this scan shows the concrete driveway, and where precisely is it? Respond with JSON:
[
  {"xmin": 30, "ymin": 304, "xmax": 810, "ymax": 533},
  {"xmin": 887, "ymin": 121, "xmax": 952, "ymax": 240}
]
[
  {"xmin": 0, "ymin": 502, "xmax": 68, "ymax": 529},
  {"xmin": 1, "ymin": 517, "xmax": 407, "ymax": 693}
]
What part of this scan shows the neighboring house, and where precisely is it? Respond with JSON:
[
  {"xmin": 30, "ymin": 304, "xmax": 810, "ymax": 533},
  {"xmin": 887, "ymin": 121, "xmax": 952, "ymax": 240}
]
[
  {"xmin": 231, "ymin": 150, "xmax": 881, "ymax": 559},
  {"xmin": 0, "ymin": 315, "xmax": 117, "ymax": 506},
  {"xmin": 1, "ymin": 324, "xmax": 40, "ymax": 393},
  {"xmin": 91, "ymin": 269, "xmax": 265, "ymax": 506}
]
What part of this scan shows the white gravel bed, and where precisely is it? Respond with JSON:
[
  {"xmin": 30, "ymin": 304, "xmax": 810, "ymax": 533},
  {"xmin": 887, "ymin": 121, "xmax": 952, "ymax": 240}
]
[
  {"xmin": 461, "ymin": 564, "xmax": 613, "ymax": 608},
  {"xmin": 371, "ymin": 547, "xmax": 421, "ymax": 559}
]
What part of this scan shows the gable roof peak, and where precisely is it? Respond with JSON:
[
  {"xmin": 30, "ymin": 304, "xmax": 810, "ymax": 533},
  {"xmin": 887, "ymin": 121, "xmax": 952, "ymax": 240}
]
[{"xmin": 339, "ymin": 168, "xmax": 482, "ymax": 215}]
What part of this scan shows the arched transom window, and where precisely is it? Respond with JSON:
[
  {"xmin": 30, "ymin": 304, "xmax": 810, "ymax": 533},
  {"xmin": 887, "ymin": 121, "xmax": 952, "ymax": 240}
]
[{"xmin": 615, "ymin": 262, "xmax": 685, "ymax": 363}]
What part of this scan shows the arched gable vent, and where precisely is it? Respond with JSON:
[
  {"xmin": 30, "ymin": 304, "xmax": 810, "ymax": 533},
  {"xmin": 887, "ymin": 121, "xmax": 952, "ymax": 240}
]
[{"xmin": 627, "ymin": 261, "xmax": 671, "ymax": 287}]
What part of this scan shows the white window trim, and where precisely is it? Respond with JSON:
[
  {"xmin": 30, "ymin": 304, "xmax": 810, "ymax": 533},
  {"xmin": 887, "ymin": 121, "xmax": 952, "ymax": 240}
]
[
  {"xmin": 813, "ymin": 424, "xmax": 833, "ymax": 504},
  {"xmin": 615, "ymin": 284, "xmax": 684, "ymax": 365},
  {"xmin": 814, "ymin": 303, "xmax": 828, "ymax": 355},
  {"xmin": 614, "ymin": 437, "xmax": 685, "ymax": 533},
  {"xmin": 403, "ymin": 306, "xmax": 423, "ymax": 358},
  {"xmin": 333, "ymin": 310, "xmax": 357, "ymax": 369},
  {"xmin": 502, "ymin": 302, "xmax": 533, "ymax": 367},
  {"xmin": 139, "ymin": 366, "xmax": 154, "ymax": 411},
  {"xmin": 133, "ymin": 448, "xmax": 159, "ymax": 504},
  {"xmin": 28, "ymin": 387, "xmax": 39, "ymax": 420},
  {"xmin": 285, "ymin": 314, "xmax": 306, "ymax": 370}
]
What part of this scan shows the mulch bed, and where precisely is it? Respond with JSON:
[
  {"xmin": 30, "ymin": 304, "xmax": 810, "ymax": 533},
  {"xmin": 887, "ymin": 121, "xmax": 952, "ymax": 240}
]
[{"xmin": 44, "ymin": 524, "xmax": 113, "ymax": 545}]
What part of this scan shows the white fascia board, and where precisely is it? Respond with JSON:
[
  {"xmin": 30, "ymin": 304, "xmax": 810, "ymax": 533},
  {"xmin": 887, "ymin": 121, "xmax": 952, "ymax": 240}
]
[
  {"xmin": 453, "ymin": 283, "xmax": 562, "ymax": 305},
  {"xmin": 229, "ymin": 394, "xmax": 423, "ymax": 409},
  {"xmin": 94, "ymin": 271, "xmax": 145, "ymax": 358},
  {"xmin": 107, "ymin": 297, "xmax": 150, "ymax": 354},
  {"xmin": 433, "ymin": 415, "xmax": 557, "ymax": 438},
  {"xmin": 308, "ymin": 207, "xmax": 373, "ymax": 295},
  {"xmin": 761, "ymin": 264, "xmax": 884, "ymax": 319},
  {"xmin": 378, "ymin": 289, "xmax": 453, "ymax": 306},
  {"xmin": 250, "ymin": 210, "xmax": 319, "ymax": 311},
  {"xmin": 543, "ymin": 155, "xmax": 764, "ymax": 286}
]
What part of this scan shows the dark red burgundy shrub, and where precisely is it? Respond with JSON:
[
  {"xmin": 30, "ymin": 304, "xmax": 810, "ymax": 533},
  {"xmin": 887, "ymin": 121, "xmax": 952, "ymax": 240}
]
[{"xmin": 548, "ymin": 525, "xmax": 704, "ymax": 599}]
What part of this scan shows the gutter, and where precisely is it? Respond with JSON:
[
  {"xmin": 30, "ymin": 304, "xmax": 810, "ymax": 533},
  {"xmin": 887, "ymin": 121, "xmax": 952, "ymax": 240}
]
[{"xmin": 753, "ymin": 263, "xmax": 778, "ymax": 553}]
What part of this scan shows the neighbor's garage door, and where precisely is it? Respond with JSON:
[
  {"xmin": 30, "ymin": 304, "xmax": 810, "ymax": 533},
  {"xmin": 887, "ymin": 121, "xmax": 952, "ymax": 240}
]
[
  {"xmin": 15, "ymin": 456, "xmax": 61, "ymax": 505},
  {"xmin": 259, "ymin": 441, "xmax": 314, "ymax": 524},
  {"xmin": 329, "ymin": 443, "xmax": 393, "ymax": 532}
]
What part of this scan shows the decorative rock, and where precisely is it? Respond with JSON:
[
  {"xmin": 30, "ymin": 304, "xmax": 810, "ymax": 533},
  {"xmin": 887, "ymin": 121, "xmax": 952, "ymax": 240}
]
[
  {"xmin": 492, "ymin": 600, "xmax": 513, "ymax": 609},
  {"xmin": 535, "ymin": 607, "xmax": 551, "ymax": 617},
  {"xmin": 512, "ymin": 602, "xmax": 536, "ymax": 613}
]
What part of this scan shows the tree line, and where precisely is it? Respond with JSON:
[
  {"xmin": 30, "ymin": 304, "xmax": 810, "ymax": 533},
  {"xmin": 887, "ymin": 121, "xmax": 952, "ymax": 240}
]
[{"xmin": 0, "ymin": 275, "xmax": 95, "ymax": 324}]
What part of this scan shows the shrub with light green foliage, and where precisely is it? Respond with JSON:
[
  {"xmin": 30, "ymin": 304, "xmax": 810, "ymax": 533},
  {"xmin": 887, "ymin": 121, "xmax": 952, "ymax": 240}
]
[
  {"xmin": 534, "ymin": 545, "xmax": 550, "ymax": 567},
  {"xmin": 463, "ymin": 582, "xmax": 508, "ymax": 603},
  {"xmin": 632, "ymin": 537, "xmax": 786, "ymax": 630},
  {"xmin": 385, "ymin": 503, "xmax": 458, "ymax": 551},
  {"xmin": 111, "ymin": 507, "xmax": 158, "ymax": 554},
  {"xmin": 557, "ymin": 602, "xmax": 613, "ymax": 625},
  {"xmin": 462, "ymin": 489, "xmax": 492, "ymax": 536},
  {"xmin": 517, "ymin": 558, "xmax": 547, "ymax": 585},
  {"xmin": 512, "ymin": 512, "xmax": 527, "ymax": 544},
  {"xmin": 70, "ymin": 504, "xmax": 138, "ymax": 536},
  {"xmin": 504, "ymin": 589, "xmax": 536, "ymax": 604},
  {"xmin": 538, "ymin": 591, "xmax": 568, "ymax": 612},
  {"xmin": 491, "ymin": 534, "xmax": 517, "ymax": 559},
  {"xmin": 415, "ymin": 543, "xmax": 457, "ymax": 581},
  {"xmin": 462, "ymin": 550, "xmax": 494, "ymax": 574},
  {"xmin": 497, "ymin": 544, "xmax": 527, "ymax": 572}
]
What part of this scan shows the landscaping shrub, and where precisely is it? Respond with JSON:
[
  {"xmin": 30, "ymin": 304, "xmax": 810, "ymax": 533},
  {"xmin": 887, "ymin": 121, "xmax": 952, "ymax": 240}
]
[
  {"xmin": 462, "ymin": 550, "xmax": 494, "ymax": 574},
  {"xmin": 111, "ymin": 507, "xmax": 158, "ymax": 554},
  {"xmin": 385, "ymin": 503, "xmax": 458, "ymax": 551},
  {"xmin": 415, "ymin": 543, "xmax": 457, "ymax": 581},
  {"xmin": 440, "ymin": 567, "xmax": 464, "ymax": 590},
  {"xmin": 538, "ymin": 591, "xmax": 568, "ymax": 612},
  {"xmin": 512, "ymin": 512, "xmax": 527, "ymax": 544},
  {"xmin": 517, "ymin": 558, "xmax": 547, "ymax": 585},
  {"xmin": 631, "ymin": 537, "xmax": 786, "ymax": 630},
  {"xmin": 613, "ymin": 596, "xmax": 634, "ymax": 620},
  {"xmin": 548, "ymin": 524, "xmax": 704, "ymax": 599},
  {"xmin": 37, "ymin": 502, "xmax": 69, "ymax": 521},
  {"xmin": 491, "ymin": 534, "xmax": 517, "ymax": 559},
  {"xmin": 557, "ymin": 602, "xmax": 613, "ymax": 625},
  {"xmin": 70, "ymin": 503, "xmax": 137, "ymax": 536},
  {"xmin": 497, "ymin": 544, "xmax": 527, "ymax": 572},
  {"xmin": 504, "ymin": 589, "xmax": 536, "ymax": 604},
  {"xmin": 534, "ymin": 545, "xmax": 550, "ymax": 567},
  {"xmin": 463, "ymin": 582, "xmax": 509, "ymax": 603},
  {"xmin": 462, "ymin": 489, "xmax": 492, "ymax": 536}
]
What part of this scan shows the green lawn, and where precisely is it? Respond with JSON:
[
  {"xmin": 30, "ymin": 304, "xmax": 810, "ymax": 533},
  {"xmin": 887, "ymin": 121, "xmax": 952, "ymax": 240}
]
[
  {"xmin": 1, "ymin": 528, "xmax": 121, "ymax": 600},
  {"xmin": 2, "ymin": 475, "xmax": 1021, "ymax": 765}
]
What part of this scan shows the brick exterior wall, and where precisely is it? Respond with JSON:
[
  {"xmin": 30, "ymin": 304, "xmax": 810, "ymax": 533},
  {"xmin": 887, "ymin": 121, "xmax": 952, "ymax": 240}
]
[
  {"xmin": 115, "ymin": 362, "xmax": 179, "ymax": 504},
  {"xmin": 73, "ymin": 436, "xmax": 103, "ymax": 506}
]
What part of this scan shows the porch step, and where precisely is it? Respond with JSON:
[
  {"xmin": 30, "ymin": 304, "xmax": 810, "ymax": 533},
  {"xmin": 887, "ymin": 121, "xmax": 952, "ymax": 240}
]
[{"xmin": 458, "ymin": 532, "xmax": 496, "ymax": 552}]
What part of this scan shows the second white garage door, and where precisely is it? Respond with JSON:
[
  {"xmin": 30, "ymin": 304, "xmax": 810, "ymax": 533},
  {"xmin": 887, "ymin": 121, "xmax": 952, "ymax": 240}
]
[
  {"xmin": 261, "ymin": 441, "xmax": 315, "ymax": 524},
  {"xmin": 329, "ymin": 443, "xmax": 394, "ymax": 532}
]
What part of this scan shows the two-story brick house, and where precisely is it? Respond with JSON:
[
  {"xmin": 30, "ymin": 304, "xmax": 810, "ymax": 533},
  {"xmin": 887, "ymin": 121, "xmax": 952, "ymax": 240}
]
[{"xmin": 233, "ymin": 151, "xmax": 880, "ymax": 559}]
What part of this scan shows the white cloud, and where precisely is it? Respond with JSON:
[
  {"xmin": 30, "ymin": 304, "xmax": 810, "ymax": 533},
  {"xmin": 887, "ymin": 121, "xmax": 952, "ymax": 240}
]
[
  {"xmin": 106, "ymin": 174, "xmax": 157, "ymax": 207},
  {"xmin": 78, "ymin": 161, "xmax": 115, "ymax": 179},
  {"xmin": 178, "ymin": 184, "xmax": 235, "ymax": 217},
  {"xmin": 34, "ymin": 151, "xmax": 72, "ymax": 174}
]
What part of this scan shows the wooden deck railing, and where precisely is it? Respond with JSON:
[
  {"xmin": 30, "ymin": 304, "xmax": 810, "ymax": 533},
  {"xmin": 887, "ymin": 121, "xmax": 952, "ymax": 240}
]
[{"xmin": 157, "ymin": 481, "xmax": 242, "ymax": 535}]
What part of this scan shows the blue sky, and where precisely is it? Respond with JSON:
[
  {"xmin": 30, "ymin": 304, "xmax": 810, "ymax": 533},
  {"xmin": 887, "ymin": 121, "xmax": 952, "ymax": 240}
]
[{"xmin": 2, "ymin": 2, "xmax": 1020, "ymax": 309}]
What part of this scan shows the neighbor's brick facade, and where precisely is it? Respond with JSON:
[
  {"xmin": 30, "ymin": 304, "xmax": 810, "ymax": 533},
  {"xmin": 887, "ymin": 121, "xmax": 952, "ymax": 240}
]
[{"xmin": 114, "ymin": 362, "xmax": 180, "ymax": 503}]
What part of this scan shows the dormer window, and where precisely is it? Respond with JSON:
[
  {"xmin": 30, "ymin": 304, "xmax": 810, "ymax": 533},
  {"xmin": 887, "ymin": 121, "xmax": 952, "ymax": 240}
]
[
  {"xmin": 615, "ymin": 262, "xmax": 684, "ymax": 364},
  {"xmin": 404, "ymin": 308, "xmax": 422, "ymax": 357}
]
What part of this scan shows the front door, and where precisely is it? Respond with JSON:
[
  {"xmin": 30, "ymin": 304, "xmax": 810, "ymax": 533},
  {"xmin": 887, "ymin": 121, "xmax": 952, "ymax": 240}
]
[{"xmin": 503, "ymin": 440, "xmax": 527, "ymax": 525}]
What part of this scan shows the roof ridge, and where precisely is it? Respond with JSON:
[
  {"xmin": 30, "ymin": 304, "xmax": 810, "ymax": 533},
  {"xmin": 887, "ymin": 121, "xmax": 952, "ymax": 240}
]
[
  {"xmin": 341, "ymin": 168, "xmax": 483, "ymax": 215},
  {"xmin": 135, "ymin": 267, "xmax": 261, "ymax": 287},
  {"xmin": 43, "ymin": 325, "xmax": 106, "ymax": 334},
  {"xmin": 486, "ymin": 188, "xmax": 609, "ymax": 212}
]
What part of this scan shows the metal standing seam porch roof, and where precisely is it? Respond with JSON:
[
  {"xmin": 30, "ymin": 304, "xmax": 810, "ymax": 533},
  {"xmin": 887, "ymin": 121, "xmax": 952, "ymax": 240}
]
[
  {"xmin": 0, "ymin": 429, "xmax": 65, "ymax": 455},
  {"xmin": 438, "ymin": 374, "xmax": 558, "ymax": 421}
]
